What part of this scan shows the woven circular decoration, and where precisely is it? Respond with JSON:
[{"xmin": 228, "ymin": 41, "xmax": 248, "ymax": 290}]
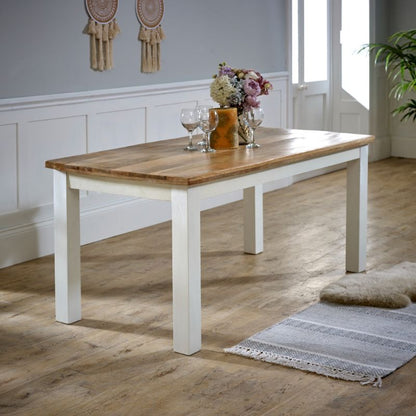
[
  {"xmin": 136, "ymin": 0, "xmax": 164, "ymax": 29},
  {"xmin": 86, "ymin": 0, "xmax": 118, "ymax": 24}
]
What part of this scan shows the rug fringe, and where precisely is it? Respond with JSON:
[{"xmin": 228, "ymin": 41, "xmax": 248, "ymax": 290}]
[
  {"xmin": 224, "ymin": 346, "xmax": 383, "ymax": 387},
  {"xmin": 360, "ymin": 376, "xmax": 382, "ymax": 388}
]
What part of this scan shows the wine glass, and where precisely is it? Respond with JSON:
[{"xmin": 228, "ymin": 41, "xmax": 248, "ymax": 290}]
[
  {"xmin": 245, "ymin": 107, "xmax": 264, "ymax": 149},
  {"xmin": 180, "ymin": 108, "xmax": 199, "ymax": 151},
  {"xmin": 196, "ymin": 105, "xmax": 211, "ymax": 147},
  {"xmin": 198, "ymin": 107, "xmax": 219, "ymax": 153}
]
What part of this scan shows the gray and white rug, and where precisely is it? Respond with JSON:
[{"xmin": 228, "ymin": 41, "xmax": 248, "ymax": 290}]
[{"xmin": 225, "ymin": 302, "xmax": 416, "ymax": 387}]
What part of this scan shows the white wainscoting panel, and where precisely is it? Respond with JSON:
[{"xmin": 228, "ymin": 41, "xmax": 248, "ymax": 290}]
[
  {"xmin": 389, "ymin": 98, "xmax": 416, "ymax": 158},
  {"xmin": 391, "ymin": 136, "xmax": 416, "ymax": 158},
  {"xmin": 18, "ymin": 116, "xmax": 87, "ymax": 209},
  {"xmin": 0, "ymin": 73, "xmax": 289, "ymax": 268},
  {"xmin": 262, "ymin": 84, "xmax": 286, "ymax": 128},
  {"xmin": 369, "ymin": 63, "xmax": 392, "ymax": 161},
  {"xmin": 89, "ymin": 108, "xmax": 146, "ymax": 152},
  {"xmin": 147, "ymin": 101, "xmax": 199, "ymax": 142},
  {"xmin": 0, "ymin": 123, "xmax": 17, "ymax": 212}
]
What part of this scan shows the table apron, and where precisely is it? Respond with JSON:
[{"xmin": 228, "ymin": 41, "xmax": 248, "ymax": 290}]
[
  {"xmin": 196, "ymin": 148, "xmax": 361, "ymax": 199},
  {"xmin": 67, "ymin": 147, "xmax": 362, "ymax": 202},
  {"xmin": 68, "ymin": 174, "xmax": 172, "ymax": 200}
]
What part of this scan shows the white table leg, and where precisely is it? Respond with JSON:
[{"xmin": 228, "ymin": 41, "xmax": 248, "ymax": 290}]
[
  {"xmin": 244, "ymin": 185, "xmax": 263, "ymax": 254},
  {"xmin": 53, "ymin": 171, "xmax": 81, "ymax": 323},
  {"xmin": 346, "ymin": 145, "xmax": 368, "ymax": 272},
  {"xmin": 171, "ymin": 188, "xmax": 201, "ymax": 355}
]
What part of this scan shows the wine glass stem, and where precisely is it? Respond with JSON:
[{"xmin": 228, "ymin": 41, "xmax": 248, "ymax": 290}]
[
  {"xmin": 188, "ymin": 132, "xmax": 193, "ymax": 147},
  {"xmin": 206, "ymin": 132, "xmax": 211, "ymax": 150}
]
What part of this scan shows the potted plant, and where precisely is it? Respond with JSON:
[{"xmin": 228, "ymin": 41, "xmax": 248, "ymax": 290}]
[{"xmin": 362, "ymin": 29, "xmax": 416, "ymax": 121}]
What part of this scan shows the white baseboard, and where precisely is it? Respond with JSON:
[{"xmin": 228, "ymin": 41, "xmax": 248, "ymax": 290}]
[
  {"xmin": 391, "ymin": 136, "xmax": 416, "ymax": 159},
  {"xmin": 0, "ymin": 198, "xmax": 171, "ymax": 269},
  {"xmin": 0, "ymin": 178, "xmax": 292, "ymax": 269}
]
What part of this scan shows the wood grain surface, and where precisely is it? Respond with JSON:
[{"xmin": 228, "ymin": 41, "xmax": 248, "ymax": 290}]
[
  {"xmin": 2, "ymin": 158, "xmax": 416, "ymax": 415},
  {"xmin": 45, "ymin": 128, "xmax": 374, "ymax": 185}
]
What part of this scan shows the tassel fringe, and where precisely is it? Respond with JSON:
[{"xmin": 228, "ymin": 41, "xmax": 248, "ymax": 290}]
[
  {"xmin": 86, "ymin": 18, "xmax": 120, "ymax": 71},
  {"xmin": 225, "ymin": 346, "xmax": 384, "ymax": 388},
  {"xmin": 138, "ymin": 25, "xmax": 165, "ymax": 73}
]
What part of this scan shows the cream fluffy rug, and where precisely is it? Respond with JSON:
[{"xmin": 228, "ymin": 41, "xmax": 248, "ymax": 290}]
[{"xmin": 320, "ymin": 262, "xmax": 416, "ymax": 308}]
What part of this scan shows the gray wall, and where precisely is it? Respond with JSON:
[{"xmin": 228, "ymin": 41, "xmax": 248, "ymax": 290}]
[
  {"xmin": 0, "ymin": 0, "xmax": 287, "ymax": 99},
  {"xmin": 388, "ymin": 0, "xmax": 416, "ymax": 34},
  {"xmin": 373, "ymin": 0, "xmax": 389, "ymax": 42}
]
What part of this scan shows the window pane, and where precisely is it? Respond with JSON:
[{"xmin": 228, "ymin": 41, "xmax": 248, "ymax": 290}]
[
  {"xmin": 304, "ymin": 0, "xmax": 327, "ymax": 82},
  {"xmin": 342, "ymin": 0, "xmax": 369, "ymax": 109}
]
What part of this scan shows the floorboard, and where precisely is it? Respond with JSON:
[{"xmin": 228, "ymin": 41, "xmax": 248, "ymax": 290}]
[{"xmin": 1, "ymin": 157, "xmax": 416, "ymax": 416}]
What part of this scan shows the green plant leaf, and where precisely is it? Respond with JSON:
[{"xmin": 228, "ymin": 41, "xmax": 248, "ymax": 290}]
[{"xmin": 361, "ymin": 29, "xmax": 416, "ymax": 122}]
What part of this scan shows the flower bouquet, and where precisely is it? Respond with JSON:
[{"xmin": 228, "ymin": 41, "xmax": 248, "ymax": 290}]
[{"xmin": 210, "ymin": 63, "xmax": 273, "ymax": 143}]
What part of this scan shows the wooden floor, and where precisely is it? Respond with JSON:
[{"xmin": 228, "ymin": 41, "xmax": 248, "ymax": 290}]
[{"xmin": 1, "ymin": 157, "xmax": 416, "ymax": 416}]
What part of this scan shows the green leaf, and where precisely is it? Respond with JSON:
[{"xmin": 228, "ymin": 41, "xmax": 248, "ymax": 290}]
[{"xmin": 361, "ymin": 28, "xmax": 416, "ymax": 122}]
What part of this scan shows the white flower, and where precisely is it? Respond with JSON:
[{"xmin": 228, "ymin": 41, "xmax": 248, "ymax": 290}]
[
  {"xmin": 246, "ymin": 71, "xmax": 259, "ymax": 80},
  {"xmin": 210, "ymin": 76, "xmax": 236, "ymax": 107}
]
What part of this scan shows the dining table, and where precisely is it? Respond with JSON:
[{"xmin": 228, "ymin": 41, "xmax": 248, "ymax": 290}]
[{"xmin": 45, "ymin": 127, "xmax": 374, "ymax": 355}]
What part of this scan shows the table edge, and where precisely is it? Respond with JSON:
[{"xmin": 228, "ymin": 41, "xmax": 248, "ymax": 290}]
[{"xmin": 45, "ymin": 135, "xmax": 374, "ymax": 186}]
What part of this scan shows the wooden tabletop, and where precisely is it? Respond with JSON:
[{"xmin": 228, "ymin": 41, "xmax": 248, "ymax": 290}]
[{"xmin": 45, "ymin": 128, "xmax": 374, "ymax": 186}]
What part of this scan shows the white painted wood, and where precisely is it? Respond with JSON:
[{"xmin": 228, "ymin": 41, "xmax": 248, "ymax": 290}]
[
  {"xmin": 292, "ymin": 0, "xmax": 330, "ymax": 131},
  {"xmin": 368, "ymin": 135, "xmax": 391, "ymax": 162},
  {"xmin": 53, "ymin": 171, "xmax": 81, "ymax": 324},
  {"xmin": 68, "ymin": 175, "xmax": 172, "ymax": 201},
  {"xmin": 0, "ymin": 73, "xmax": 289, "ymax": 268},
  {"xmin": 346, "ymin": 145, "xmax": 368, "ymax": 272},
  {"xmin": 294, "ymin": 82, "xmax": 330, "ymax": 130},
  {"xmin": 171, "ymin": 187, "xmax": 201, "ymax": 355},
  {"xmin": 198, "ymin": 148, "xmax": 360, "ymax": 200},
  {"xmin": 244, "ymin": 185, "xmax": 264, "ymax": 254},
  {"xmin": 0, "ymin": 197, "xmax": 172, "ymax": 269},
  {"xmin": 391, "ymin": 136, "xmax": 416, "ymax": 159},
  {"xmin": 0, "ymin": 123, "xmax": 17, "ymax": 212},
  {"xmin": 0, "ymin": 78, "xmax": 227, "ymax": 116},
  {"xmin": 260, "ymin": 81, "xmax": 289, "ymax": 128},
  {"xmin": 147, "ymin": 101, "xmax": 201, "ymax": 142},
  {"xmin": 331, "ymin": 0, "xmax": 370, "ymax": 135},
  {"xmin": 369, "ymin": 60, "xmax": 391, "ymax": 161},
  {"xmin": 336, "ymin": 94, "xmax": 369, "ymax": 134},
  {"xmin": 386, "ymin": 70, "xmax": 416, "ymax": 159},
  {"xmin": 18, "ymin": 117, "xmax": 86, "ymax": 208},
  {"xmin": 88, "ymin": 108, "xmax": 146, "ymax": 152}
]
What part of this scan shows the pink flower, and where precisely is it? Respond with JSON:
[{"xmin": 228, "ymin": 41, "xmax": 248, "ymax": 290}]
[
  {"xmin": 245, "ymin": 95, "xmax": 260, "ymax": 108},
  {"xmin": 211, "ymin": 63, "xmax": 273, "ymax": 112},
  {"xmin": 244, "ymin": 79, "xmax": 261, "ymax": 97}
]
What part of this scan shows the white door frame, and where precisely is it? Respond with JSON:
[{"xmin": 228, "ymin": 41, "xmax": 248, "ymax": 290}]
[
  {"xmin": 289, "ymin": 0, "xmax": 333, "ymax": 131},
  {"xmin": 289, "ymin": 0, "xmax": 373, "ymax": 134}
]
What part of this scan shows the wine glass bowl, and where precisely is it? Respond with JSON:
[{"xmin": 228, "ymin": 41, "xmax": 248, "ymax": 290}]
[
  {"xmin": 180, "ymin": 108, "xmax": 199, "ymax": 151},
  {"xmin": 245, "ymin": 107, "xmax": 264, "ymax": 149},
  {"xmin": 198, "ymin": 107, "xmax": 219, "ymax": 153},
  {"xmin": 196, "ymin": 105, "xmax": 211, "ymax": 147}
]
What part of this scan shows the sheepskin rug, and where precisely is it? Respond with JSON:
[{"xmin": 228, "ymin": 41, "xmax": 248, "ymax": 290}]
[{"xmin": 320, "ymin": 262, "xmax": 416, "ymax": 308}]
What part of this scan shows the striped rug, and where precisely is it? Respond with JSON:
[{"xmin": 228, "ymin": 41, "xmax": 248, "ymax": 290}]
[{"xmin": 225, "ymin": 302, "xmax": 416, "ymax": 387}]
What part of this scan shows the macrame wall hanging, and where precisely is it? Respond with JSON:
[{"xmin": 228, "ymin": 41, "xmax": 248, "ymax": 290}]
[
  {"xmin": 85, "ymin": 0, "xmax": 120, "ymax": 71},
  {"xmin": 136, "ymin": 0, "xmax": 165, "ymax": 73}
]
